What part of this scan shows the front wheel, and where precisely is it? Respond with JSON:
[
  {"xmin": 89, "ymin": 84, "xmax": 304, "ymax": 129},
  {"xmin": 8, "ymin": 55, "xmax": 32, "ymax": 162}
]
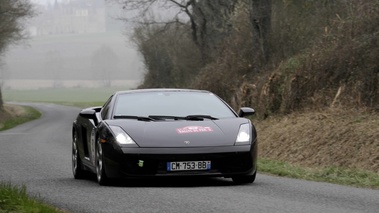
[
  {"xmin": 232, "ymin": 171, "xmax": 256, "ymax": 184},
  {"xmin": 96, "ymin": 139, "xmax": 110, "ymax": 186},
  {"xmin": 72, "ymin": 131, "xmax": 87, "ymax": 179}
]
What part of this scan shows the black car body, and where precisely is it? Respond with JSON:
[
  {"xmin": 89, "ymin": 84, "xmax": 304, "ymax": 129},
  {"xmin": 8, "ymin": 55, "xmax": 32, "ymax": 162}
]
[{"xmin": 72, "ymin": 89, "xmax": 257, "ymax": 185}]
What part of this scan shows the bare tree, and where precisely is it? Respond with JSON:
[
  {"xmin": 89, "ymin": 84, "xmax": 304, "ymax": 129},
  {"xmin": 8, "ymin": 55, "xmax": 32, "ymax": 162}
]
[
  {"xmin": 90, "ymin": 44, "xmax": 119, "ymax": 87},
  {"xmin": 112, "ymin": 0, "xmax": 273, "ymax": 94},
  {"xmin": 0, "ymin": 0, "xmax": 35, "ymax": 110},
  {"xmin": 0, "ymin": 59, "xmax": 10, "ymax": 108},
  {"xmin": 131, "ymin": 22, "xmax": 201, "ymax": 88},
  {"xmin": 191, "ymin": 0, "xmax": 239, "ymax": 61},
  {"xmin": 111, "ymin": 0, "xmax": 241, "ymax": 62},
  {"xmin": 113, "ymin": 0, "xmax": 272, "ymax": 60},
  {"xmin": 0, "ymin": 60, "xmax": 10, "ymax": 87},
  {"xmin": 44, "ymin": 50, "xmax": 64, "ymax": 88}
]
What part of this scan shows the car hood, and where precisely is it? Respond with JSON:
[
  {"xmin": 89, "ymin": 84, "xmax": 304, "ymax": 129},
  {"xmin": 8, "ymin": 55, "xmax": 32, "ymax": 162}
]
[{"xmin": 106, "ymin": 118, "xmax": 249, "ymax": 148}]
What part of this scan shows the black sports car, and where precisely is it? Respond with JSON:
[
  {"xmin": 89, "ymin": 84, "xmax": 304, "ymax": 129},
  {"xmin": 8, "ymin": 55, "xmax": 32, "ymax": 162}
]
[{"xmin": 72, "ymin": 89, "xmax": 257, "ymax": 185}]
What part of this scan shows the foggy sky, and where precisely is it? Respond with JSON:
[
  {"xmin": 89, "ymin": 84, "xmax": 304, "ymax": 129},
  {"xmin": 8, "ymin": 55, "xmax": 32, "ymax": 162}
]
[{"xmin": 2, "ymin": 0, "xmax": 144, "ymax": 90}]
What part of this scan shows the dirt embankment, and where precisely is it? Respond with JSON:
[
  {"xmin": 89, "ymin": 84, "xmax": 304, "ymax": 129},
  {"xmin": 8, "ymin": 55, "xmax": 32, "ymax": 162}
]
[{"xmin": 255, "ymin": 108, "xmax": 379, "ymax": 172}]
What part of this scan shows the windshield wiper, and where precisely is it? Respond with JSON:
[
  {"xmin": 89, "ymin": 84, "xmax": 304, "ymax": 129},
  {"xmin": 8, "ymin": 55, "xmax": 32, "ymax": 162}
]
[
  {"xmin": 184, "ymin": 115, "xmax": 218, "ymax": 121},
  {"xmin": 148, "ymin": 115, "xmax": 182, "ymax": 120},
  {"xmin": 184, "ymin": 115, "xmax": 218, "ymax": 120},
  {"xmin": 113, "ymin": 115, "xmax": 155, "ymax": 121},
  {"xmin": 146, "ymin": 115, "xmax": 219, "ymax": 121}
]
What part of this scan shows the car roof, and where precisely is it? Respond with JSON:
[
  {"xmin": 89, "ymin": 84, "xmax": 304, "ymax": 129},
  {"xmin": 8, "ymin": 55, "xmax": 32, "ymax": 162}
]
[{"xmin": 114, "ymin": 88, "xmax": 212, "ymax": 96}]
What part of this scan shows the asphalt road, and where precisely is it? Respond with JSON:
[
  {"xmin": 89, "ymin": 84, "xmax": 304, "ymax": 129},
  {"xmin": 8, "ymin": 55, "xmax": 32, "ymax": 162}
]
[{"xmin": 0, "ymin": 103, "xmax": 378, "ymax": 213}]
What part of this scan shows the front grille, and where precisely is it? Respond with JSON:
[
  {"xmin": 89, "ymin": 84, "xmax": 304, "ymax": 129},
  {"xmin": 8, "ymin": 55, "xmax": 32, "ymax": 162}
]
[{"xmin": 119, "ymin": 152, "xmax": 253, "ymax": 176}]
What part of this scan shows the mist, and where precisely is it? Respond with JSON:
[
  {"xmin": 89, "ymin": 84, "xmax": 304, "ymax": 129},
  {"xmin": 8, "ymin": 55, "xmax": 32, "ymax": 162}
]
[{"xmin": 1, "ymin": 0, "xmax": 144, "ymax": 91}]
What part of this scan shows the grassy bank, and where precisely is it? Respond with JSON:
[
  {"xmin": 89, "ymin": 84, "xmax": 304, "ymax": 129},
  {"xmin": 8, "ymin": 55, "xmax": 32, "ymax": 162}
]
[
  {"xmin": 255, "ymin": 108, "xmax": 379, "ymax": 189},
  {"xmin": 0, "ymin": 182, "xmax": 62, "ymax": 213},
  {"xmin": 258, "ymin": 159, "xmax": 379, "ymax": 189},
  {"xmin": 3, "ymin": 87, "xmax": 128, "ymax": 103},
  {"xmin": 0, "ymin": 104, "xmax": 41, "ymax": 131}
]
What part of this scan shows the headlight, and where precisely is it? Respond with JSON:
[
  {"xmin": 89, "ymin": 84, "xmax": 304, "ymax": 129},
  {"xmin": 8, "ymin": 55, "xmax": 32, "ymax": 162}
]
[
  {"xmin": 109, "ymin": 125, "xmax": 136, "ymax": 145},
  {"xmin": 235, "ymin": 123, "xmax": 251, "ymax": 145}
]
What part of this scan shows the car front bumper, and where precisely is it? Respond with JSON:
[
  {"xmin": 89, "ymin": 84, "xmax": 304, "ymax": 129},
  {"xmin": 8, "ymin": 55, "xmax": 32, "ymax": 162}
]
[{"xmin": 102, "ymin": 141, "xmax": 257, "ymax": 178}]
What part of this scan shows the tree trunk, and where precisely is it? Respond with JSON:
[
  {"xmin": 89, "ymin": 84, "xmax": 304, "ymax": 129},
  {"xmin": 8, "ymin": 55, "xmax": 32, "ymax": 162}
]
[
  {"xmin": 251, "ymin": 0, "xmax": 272, "ymax": 63},
  {"xmin": 192, "ymin": 0, "xmax": 239, "ymax": 62},
  {"xmin": 0, "ymin": 88, "xmax": 4, "ymax": 111}
]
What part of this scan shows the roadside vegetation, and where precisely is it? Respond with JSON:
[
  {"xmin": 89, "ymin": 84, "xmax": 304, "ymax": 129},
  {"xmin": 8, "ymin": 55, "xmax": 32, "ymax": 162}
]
[
  {"xmin": 256, "ymin": 106, "xmax": 379, "ymax": 189},
  {"xmin": 2, "ymin": 87, "xmax": 124, "ymax": 108},
  {"xmin": 0, "ymin": 104, "xmax": 41, "ymax": 131},
  {"xmin": 258, "ymin": 159, "xmax": 379, "ymax": 189},
  {"xmin": 113, "ymin": 0, "xmax": 379, "ymax": 188},
  {"xmin": 0, "ymin": 182, "xmax": 61, "ymax": 213},
  {"xmin": 116, "ymin": 0, "xmax": 379, "ymax": 115}
]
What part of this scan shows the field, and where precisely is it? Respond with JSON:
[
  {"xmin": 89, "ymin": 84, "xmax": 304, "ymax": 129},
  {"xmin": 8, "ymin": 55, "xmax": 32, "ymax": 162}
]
[
  {"xmin": 2, "ymin": 32, "xmax": 144, "ymax": 90},
  {"xmin": 3, "ymin": 87, "xmax": 131, "ymax": 104}
]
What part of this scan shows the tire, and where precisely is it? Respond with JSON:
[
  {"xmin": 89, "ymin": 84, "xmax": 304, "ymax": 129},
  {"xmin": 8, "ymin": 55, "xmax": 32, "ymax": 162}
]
[
  {"xmin": 72, "ymin": 131, "xmax": 87, "ymax": 179},
  {"xmin": 232, "ymin": 171, "xmax": 256, "ymax": 184},
  {"xmin": 96, "ymin": 139, "xmax": 110, "ymax": 186}
]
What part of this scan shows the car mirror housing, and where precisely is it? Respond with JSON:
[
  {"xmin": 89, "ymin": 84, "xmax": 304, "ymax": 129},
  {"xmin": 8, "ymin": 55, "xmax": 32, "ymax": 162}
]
[
  {"xmin": 238, "ymin": 107, "xmax": 255, "ymax": 117},
  {"xmin": 79, "ymin": 109, "xmax": 97, "ymax": 120}
]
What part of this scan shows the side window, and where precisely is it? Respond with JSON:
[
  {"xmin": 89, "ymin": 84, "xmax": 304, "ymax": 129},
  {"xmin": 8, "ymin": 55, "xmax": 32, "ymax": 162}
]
[{"xmin": 101, "ymin": 96, "xmax": 113, "ymax": 120}]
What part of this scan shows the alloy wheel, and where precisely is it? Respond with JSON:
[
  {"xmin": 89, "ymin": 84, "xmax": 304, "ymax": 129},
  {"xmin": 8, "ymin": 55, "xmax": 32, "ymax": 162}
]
[
  {"xmin": 72, "ymin": 132, "xmax": 78, "ymax": 176},
  {"xmin": 96, "ymin": 141, "xmax": 103, "ymax": 183}
]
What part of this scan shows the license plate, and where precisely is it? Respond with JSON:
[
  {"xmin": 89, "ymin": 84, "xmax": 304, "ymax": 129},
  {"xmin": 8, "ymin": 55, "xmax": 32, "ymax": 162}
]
[{"xmin": 167, "ymin": 161, "xmax": 211, "ymax": 171}]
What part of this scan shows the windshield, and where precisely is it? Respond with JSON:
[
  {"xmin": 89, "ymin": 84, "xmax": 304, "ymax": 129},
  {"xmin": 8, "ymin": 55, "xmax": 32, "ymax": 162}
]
[{"xmin": 113, "ymin": 91, "xmax": 236, "ymax": 119}]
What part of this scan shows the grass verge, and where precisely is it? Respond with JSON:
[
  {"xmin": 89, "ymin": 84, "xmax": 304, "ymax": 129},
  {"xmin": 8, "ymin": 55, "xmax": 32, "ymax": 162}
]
[
  {"xmin": 0, "ymin": 182, "xmax": 62, "ymax": 213},
  {"xmin": 3, "ymin": 87, "xmax": 128, "ymax": 103},
  {"xmin": 258, "ymin": 158, "xmax": 379, "ymax": 189},
  {"xmin": 0, "ymin": 105, "xmax": 41, "ymax": 131},
  {"xmin": 40, "ymin": 101, "xmax": 104, "ymax": 109}
]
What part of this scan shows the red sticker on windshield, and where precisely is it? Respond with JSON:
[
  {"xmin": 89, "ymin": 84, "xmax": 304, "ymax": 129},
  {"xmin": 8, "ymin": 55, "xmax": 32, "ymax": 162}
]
[{"xmin": 176, "ymin": 126, "xmax": 213, "ymax": 134}]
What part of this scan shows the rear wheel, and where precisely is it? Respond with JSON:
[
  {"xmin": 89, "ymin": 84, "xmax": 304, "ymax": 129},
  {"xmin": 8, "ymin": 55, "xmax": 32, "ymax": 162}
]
[
  {"xmin": 96, "ymin": 139, "xmax": 110, "ymax": 186},
  {"xmin": 72, "ymin": 131, "xmax": 87, "ymax": 179},
  {"xmin": 232, "ymin": 171, "xmax": 256, "ymax": 184}
]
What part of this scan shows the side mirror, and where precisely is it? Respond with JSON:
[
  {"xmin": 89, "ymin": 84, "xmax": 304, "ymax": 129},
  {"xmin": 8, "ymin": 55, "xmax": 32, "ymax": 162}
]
[
  {"xmin": 238, "ymin": 107, "xmax": 255, "ymax": 117},
  {"xmin": 79, "ymin": 109, "xmax": 97, "ymax": 120}
]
